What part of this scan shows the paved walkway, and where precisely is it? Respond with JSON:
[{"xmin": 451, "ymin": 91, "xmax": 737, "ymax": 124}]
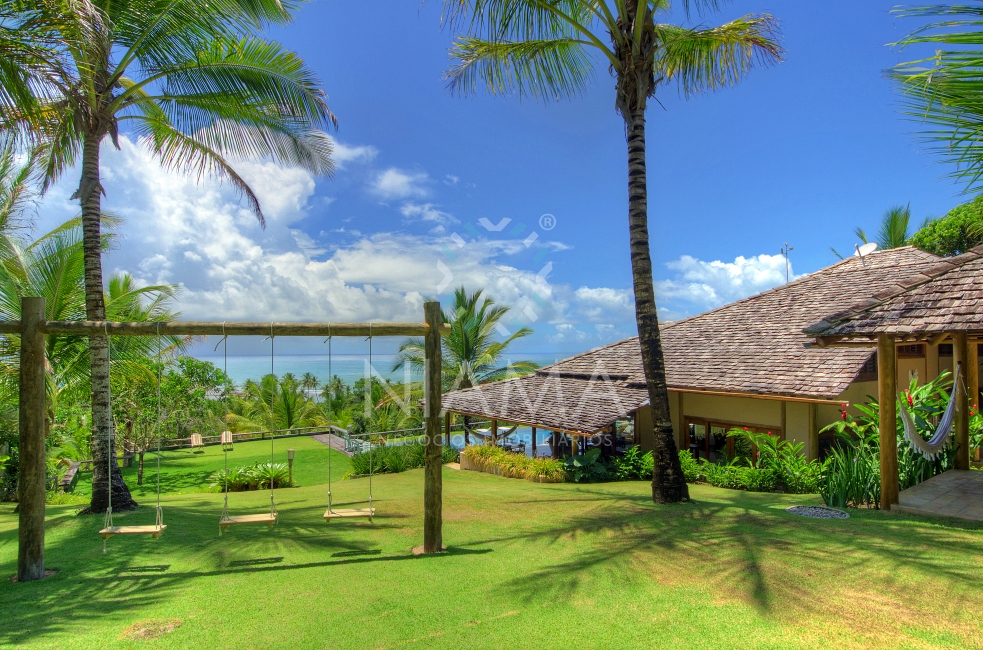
[
  {"xmin": 311, "ymin": 433, "xmax": 352, "ymax": 457},
  {"xmin": 896, "ymin": 470, "xmax": 983, "ymax": 521}
]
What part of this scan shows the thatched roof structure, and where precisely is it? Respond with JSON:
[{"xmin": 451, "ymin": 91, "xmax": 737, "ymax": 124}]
[
  {"xmin": 804, "ymin": 244, "xmax": 983, "ymax": 341},
  {"xmin": 442, "ymin": 247, "xmax": 942, "ymax": 432}
]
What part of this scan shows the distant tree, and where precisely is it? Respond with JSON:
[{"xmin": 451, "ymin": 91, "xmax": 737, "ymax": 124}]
[
  {"xmin": 910, "ymin": 196, "xmax": 983, "ymax": 257},
  {"xmin": 856, "ymin": 204, "xmax": 912, "ymax": 250},
  {"xmin": 393, "ymin": 286, "xmax": 537, "ymax": 444}
]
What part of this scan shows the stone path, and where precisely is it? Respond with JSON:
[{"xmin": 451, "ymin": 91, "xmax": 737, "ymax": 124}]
[{"xmin": 896, "ymin": 470, "xmax": 983, "ymax": 521}]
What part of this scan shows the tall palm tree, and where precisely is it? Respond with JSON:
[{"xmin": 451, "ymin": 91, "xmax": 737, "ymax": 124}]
[
  {"xmin": 226, "ymin": 374, "xmax": 324, "ymax": 434},
  {"xmin": 393, "ymin": 286, "xmax": 537, "ymax": 444},
  {"xmin": 442, "ymin": 0, "xmax": 782, "ymax": 502},
  {"xmin": 892, "ymin": 3, "xmax": 983, "ymax": 194},
  {"xmin": 1, "ymin": 0, "xmax": 336, "ymax": 512},
  {"xmin": 855, "ymin": 204, "xmax": 912, "ymax": 251},
  {"xmin": 301, "ymin": 372, "xmax": 319, "ymax": 401}
]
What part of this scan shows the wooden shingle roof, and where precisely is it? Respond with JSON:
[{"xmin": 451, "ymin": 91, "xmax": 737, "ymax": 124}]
[
  {"xmin": 442, "ymin": 247, "xmax": 942, "ymax": 429},
  {"xmin": 804, "ymin": 244, "xmax": 983, "ymax": 339}
]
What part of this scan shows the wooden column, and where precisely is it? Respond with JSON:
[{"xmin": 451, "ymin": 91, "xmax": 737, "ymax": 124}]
[
  {"xmin": 531, "ymin": 427, "xmax": 537, "ymax": 458},
  {"xmin": 491, "ymin": 419, "xmax": 497, "ymax": 447},
  {"xmin": 18, "ymin": 297, "xmax": 46, "ymax": 582},
  {"xmin": 953, "ymin": 332, "xmax": 971, "ymax": 471},
  {"xmin": 808, "ymin": 403, "xmax": 819, "ymax": 461},
  {"xmin": 968, "ymin": 343, "xmax": 980, "ymax": 411},
  {"xmin": 780, "ymin": 401, "xmax": 787, "ymax": 441},
  {"xmin": 444, "ymin": 411, "xmax": 450, "ymax": 448},
  {"xmin": 677, "ymin": 392, "xmax": 685, "ymax": 450},
  {"xmin": 422, "ymin": 301, "xmax": 443, "ymax": 553},
  {"xmin": 877, "ymin": 334, "xmax": 899, "ymax": 509}
]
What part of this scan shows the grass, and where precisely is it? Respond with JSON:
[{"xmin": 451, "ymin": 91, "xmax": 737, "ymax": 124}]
[
  {"xmin": 2, "ymin": 467, "xmax": 983, "ymax": 649},
  {"xmin": 73, "ymin": 436, "xmax": 351, "ymax": 499}
]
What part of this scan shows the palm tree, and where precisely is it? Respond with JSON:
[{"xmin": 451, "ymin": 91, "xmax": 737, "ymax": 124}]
[
  {"xmin": 301, "ymin": 372, "xmax": 320, "ymax": 401},
  {"xmin": 393, "ymin": 286, "xmax": 537, "ymax": 444},
  {"xmin": 1, "ymin": 0, "xmax": 336, "ymax": 512},
  {"xmin": 442, "ymin": 1, "xmax": 782, "ymax": 502},
  {"xmin": 226, "ymin": 374, "xmax": 324, "ymax": 434},
  {"xmin": 892, "ymin": 4, "xmax": 983, "ymax": 194},
  {"xmin": 855, "ymin": 204, "xmax": 912, "ymax": 250}
]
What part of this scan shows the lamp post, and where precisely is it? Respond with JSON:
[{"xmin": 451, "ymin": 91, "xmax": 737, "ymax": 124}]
[{"xmin": 287, "ymin": 448, "xmax": 295, "ymax": 486}]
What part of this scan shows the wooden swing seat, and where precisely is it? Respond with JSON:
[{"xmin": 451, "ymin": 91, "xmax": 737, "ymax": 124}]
[
  {"xmin": 219, "ymin": 513, "xmax": 277, "ymax": 532},
  {"xmin": 323, "ymin": 508, "xmax": 374, "ymax": 522},
  {"xmin": 99, "ymin": 525, "xmax": 166, "ymax": 540}
]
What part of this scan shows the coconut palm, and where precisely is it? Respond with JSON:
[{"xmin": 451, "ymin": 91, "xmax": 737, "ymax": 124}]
[
  {"xmin": 393, "ymin": 286, "xmax": 537, "ymax": 443},
  {"xmin": 1, "ymin": 0, "xmax": 336, "ymax": 512},
  {"xmin": 226, "ymin": 374, "xmax": 324, "ymax": 435},
  {"xmin": 442, "ymin": 0, "xmax": 782, "ymax": 502},
  {"xmin": 892, "ymin": 4, "xmax": 983, "ymax": 194},
  {"xmin": 855, "ymin": 204, "xmax": 912, "ymax": 250},
  {"xmin": 301, "ymin": 372, "xmax": 319, "ymax": 400}
]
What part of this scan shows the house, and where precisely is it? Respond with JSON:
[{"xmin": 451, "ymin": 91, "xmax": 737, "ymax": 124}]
[{"xmin": 441, "ymin": 246, "xmax": 979, "ymax": 459}]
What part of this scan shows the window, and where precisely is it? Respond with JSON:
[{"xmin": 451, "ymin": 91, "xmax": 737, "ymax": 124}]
[
  {"xmin": 939, "ymin": 344, "xmax": 953, "ymax": 357},
  {"xmin": 685, "ymin": 417, "xmax": 781, "ymax": 463},
  {"xmin": 897, "ymin": 344, "xmax": 924, "ymax": 358}
]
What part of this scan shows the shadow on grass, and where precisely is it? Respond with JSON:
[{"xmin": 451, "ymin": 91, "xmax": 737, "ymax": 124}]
[{"xmin": 467, "ymin": 487, "xmax": 983, "ymax": 618}]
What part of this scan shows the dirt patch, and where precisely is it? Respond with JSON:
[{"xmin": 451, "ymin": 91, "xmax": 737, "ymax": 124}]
[{"xmin": 120, "ymin": 618, "xmax": 182, "ymax": 641}]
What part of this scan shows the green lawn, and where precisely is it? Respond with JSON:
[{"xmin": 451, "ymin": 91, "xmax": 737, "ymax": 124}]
[
  {"xmin": 2, "ymin": 467, "xmax": 982, "ymax": 649},
  {"xmin": 73, "ymin": 436, "xmax": 351, "ymax": 499}
]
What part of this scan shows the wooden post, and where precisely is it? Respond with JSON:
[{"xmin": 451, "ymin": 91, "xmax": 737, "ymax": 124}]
[
  {"xmin": 444, "ymin": 411, "xmax": 450, "ymax": 448},
  {"xmin": 877, "ymin": 334, "xmax": 899, "ymax": 509},
  {"xmin": 423, "ymin": 301, "xmax": 443, "ymax": 553},
  {"xmin": 18, "ymin": 297, "xmax": 46, "ymax": 582},
  {"xmin": 780, "ymin": 400, "xmax": 787, "ymax": 442},
  {"xmin": 491, "ymin": 419, "xmax": 497, "ymax": 447},
  {"xmin": 968, "ymin": 342, "xmax": 979, "ymax": 411},
  {"xmin": 808, "ymin": 403, "xmax": 819, "ymax": 461},
  {"xmin": 953, "ymin": 332, "xmax": 970, "ymax": 471},
  {"xmin": 531, "ymin": 427, "xmax": 537, "ymax": 458}
]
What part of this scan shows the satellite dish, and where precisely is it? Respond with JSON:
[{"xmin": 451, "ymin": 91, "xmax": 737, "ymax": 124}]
[{"xmin": 854, "ymin": 242, "xmax": 878, "ymax": 257}]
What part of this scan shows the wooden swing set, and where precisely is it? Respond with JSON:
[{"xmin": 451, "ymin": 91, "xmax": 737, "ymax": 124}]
[{"xmin": 9, "ymin": 298, "xmax": 447, "ymax": 583}]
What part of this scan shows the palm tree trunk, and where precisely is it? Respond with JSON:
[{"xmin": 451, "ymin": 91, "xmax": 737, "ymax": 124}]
[
  {"xmin": 137, "ymin": 451, "xmax": 144, "ymax": 486},
  {"xmin": 625, "ymin": 108, "xmax": 690, "ymax": 504},
  {"xmin": 80, "ymin": 133, "xmax": 137, "ymax": 513}
]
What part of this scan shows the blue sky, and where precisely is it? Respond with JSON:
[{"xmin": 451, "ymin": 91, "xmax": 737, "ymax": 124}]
[{"xmin": 34, "ymin": 0, "xmax": 964, "ymax": 356}]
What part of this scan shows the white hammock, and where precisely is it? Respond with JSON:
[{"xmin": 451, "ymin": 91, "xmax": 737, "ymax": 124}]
[{"xmin": 899, "ymin": 365, "xmax": 960, "ymax": 461}]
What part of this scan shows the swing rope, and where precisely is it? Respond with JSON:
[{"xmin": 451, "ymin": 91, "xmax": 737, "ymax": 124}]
[
  {"xmin": 368, "ymin": 324, "xmax": 373, "ymax": 510},
  {"xmin": 268, "ymin": 322, "xmax": 277, "ymax": 520},
  {"xmin": 219, "ymin": 322, "xmax": 230, "ymax": 524},
  {"xmin": 326, "ymin": 326, "xmax": 332, "ymax": 512},
  {"xmin": 103, "ymin": 323, "xmax": 114, "ymax": 551},
  {"xmin": 154, "ymin": 323, "xmax": 163, "ymax": 531}
]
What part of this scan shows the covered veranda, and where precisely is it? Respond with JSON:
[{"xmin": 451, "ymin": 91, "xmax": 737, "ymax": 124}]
[
  {"xmin": 806, "ymin": 246, "xmax": 983, "ymax": 519},
  {"xmin": 440, "ymin": 371, "xmax": 647, "ymax": 457}
]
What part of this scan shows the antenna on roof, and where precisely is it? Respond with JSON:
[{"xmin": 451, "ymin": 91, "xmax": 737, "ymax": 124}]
[
  {"xmin": 854, "ymin": 242, "xmax": 878, "ymax": 268},
  {"xmin": 780, "ymin": 243, "xmax": 793, "ymax": 284}
]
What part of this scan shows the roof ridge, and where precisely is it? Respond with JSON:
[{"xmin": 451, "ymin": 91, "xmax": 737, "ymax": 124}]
[
  {"xmin": 659, "ymin": 246, "xmax": 939, "ymax": 330},
  {"xmin": 804, "ymin": 244, "xmax": 983, "ymax": 336}
]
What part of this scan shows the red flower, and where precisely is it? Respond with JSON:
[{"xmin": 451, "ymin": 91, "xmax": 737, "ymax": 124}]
[
  {"xmin": 743, "ymin": 427, "xmax": 749, "ymax": 431},
  {"xmin": 905, "ymin": 391, "xmax": 913, "ymax": 408}
]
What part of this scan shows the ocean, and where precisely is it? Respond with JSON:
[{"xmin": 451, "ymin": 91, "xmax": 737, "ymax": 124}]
[{"xmin": 192, "ymin": 352, "xmax": 569, "ymax": 387}]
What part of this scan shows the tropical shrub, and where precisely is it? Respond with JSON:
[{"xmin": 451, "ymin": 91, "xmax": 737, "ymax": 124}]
[
  {"xmin": 209, "ymin": 462, "xmax": 290, "ymax": 492},
  {"xmin": 678, "ymin": 450, "xmax": 700, "ymax": 483},
  {"xmin": 563, "ymin": 448, "xmax": 610, "ymax": 483},
  {"xmin": 699, "ymin": 463, "xmax": 779, "ymax": 492},
  {"xmin": 612, "ymin": 445, "xmax": 654, "ymax": 480},
  {"xmin": 729, "ymin": 429, "xmax": 823, "ymax": 494},
  {"xmin": 348, "ymin": 440, "xmax": 459, "ymax": 477},
  {"xmin": 461, "ymin": 444, "xmax": 566, "ymax": 483}
]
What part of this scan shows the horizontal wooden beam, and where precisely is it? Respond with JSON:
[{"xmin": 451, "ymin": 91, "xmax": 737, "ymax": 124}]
[
  {"xmin": 0, "ymin": 320, "xmax": 450, "ymax": 337},
  {"xmin": 668, "ymin": 387, "xmax": 848, "ymax": 406},
  {"xmin": 442, "ymin": 407, "xmax": 605, "ymax": 437}
]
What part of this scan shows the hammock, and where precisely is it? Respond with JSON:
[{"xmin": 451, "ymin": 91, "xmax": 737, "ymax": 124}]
[
  {"xmin": 466, "ymin": 425, "xmax": 518, "ymax": 441},
  {"xmin": 899, "ymin": 365, "xmax": 960, "ymax": 461}
]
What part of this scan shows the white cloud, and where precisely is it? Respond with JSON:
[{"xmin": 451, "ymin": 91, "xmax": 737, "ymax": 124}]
[
  {"xmin": 656, "ymin": 253, "xmax": 790, "ymax": 312},
  {"xmin": 330, "ymin": 140, "xmax": 378, "ymax": 169},
  {"xmin": 399, "ymin": 202, "xmax": 458, "ymax": 226},
  {"xmin": 444, "ymin": 174, "xmax": 459, "ymax": 185},
  {"xmin": 371, "ymin": 168, "xmax": 429, "ymax": 199},
  {"xmin": 573, "ymin": 286, "xmax": 634, "ymax": 322}
]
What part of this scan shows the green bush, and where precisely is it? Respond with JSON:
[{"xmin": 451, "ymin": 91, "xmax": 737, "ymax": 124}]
[
  {"xmin": 563, "ymin": 448, "xmax": 610, "ymax": 483},
  {"xmin": 909, "ymin": 195, "xmax": 983, "ymax": 256},
  {"xmin": 461, "ymin": 444, "xmax": 566, "ymax": 483},
  {"xmin": 612, "ymin": 446, "xmax": 653, "ymax": 480},
  {"xmin": 678, "ymin": 450, "xmax": 700, "ymax": 482},
  {"xmin": 209, "ymin": 462, "xmax": 291, "ymax": 492},
  {"xmin": 698, "ymin": 461, "xmax": 778, "ymax": 492},
  {"xmin": 349, "ymin": 441, "xmax": 459, "ymax": 477}
]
